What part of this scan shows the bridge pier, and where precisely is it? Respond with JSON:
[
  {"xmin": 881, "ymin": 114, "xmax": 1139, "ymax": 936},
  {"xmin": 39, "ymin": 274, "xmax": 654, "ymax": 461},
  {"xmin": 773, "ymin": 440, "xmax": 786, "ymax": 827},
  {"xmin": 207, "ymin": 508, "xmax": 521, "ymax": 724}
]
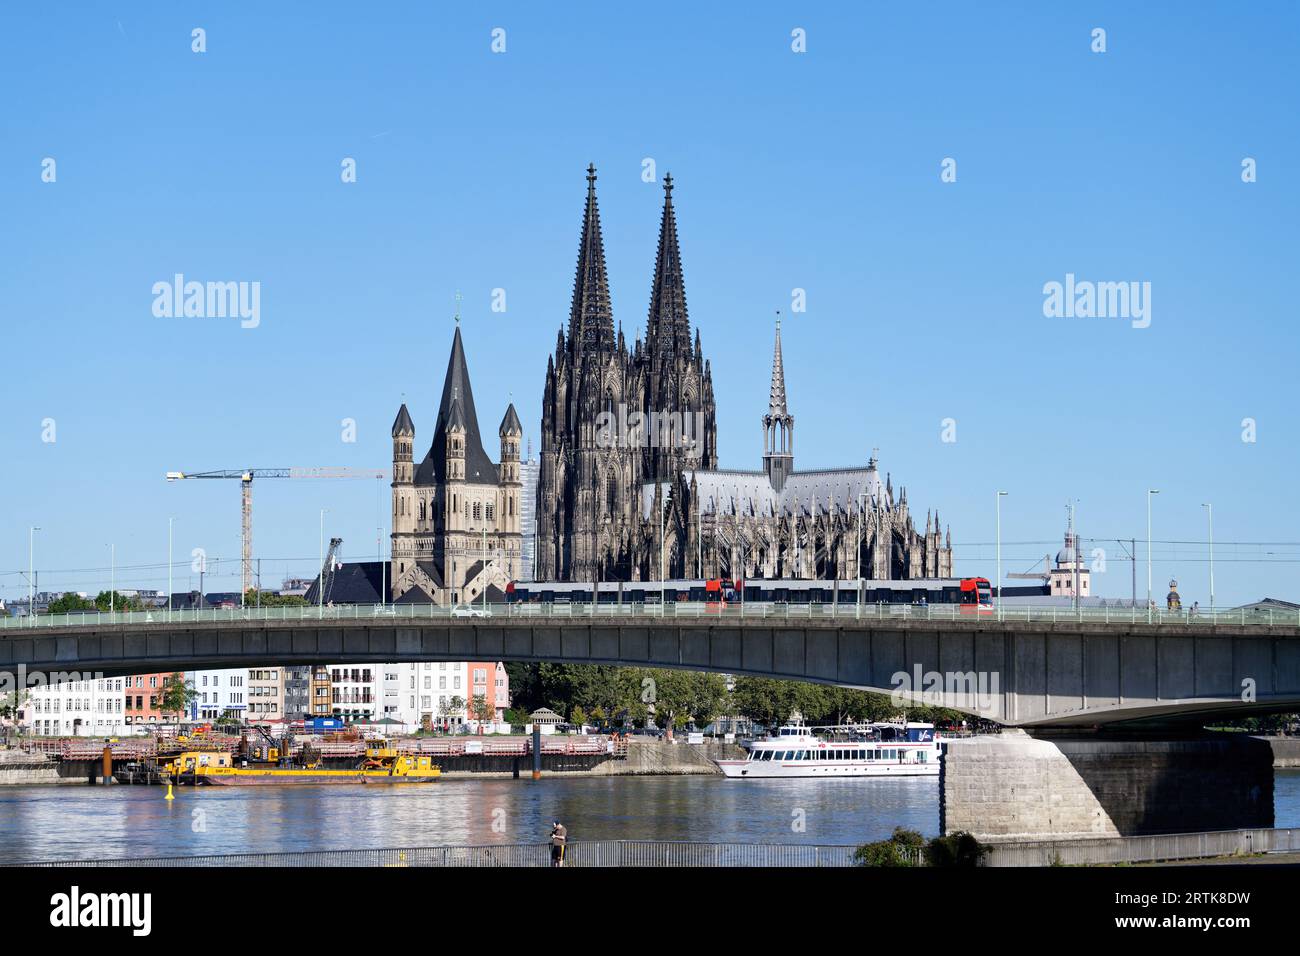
[{"xmin": 940, "ymin": 730, "xmax": 1274, "ymax": 840}]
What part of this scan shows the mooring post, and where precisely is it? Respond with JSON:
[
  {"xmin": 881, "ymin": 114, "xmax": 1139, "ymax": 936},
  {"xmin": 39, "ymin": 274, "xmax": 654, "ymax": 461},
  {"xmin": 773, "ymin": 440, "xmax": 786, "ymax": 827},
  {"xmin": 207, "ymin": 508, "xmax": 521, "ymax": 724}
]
[
  {"xmin": 101, "ymin": 744, "xmax": 113, "ymax": 785},
  {"xmin": 532, "ymin": 724, "xmax": 541, "ymax": 780}
]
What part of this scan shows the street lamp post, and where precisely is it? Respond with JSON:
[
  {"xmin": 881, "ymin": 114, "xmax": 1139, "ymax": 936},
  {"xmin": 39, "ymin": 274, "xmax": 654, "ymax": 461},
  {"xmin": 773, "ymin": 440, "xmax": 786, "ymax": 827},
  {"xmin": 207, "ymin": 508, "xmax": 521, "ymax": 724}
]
[
  {"xmin": 697, "ymin": 499, "xmax": 702, "ymax": 579},
  {"xmin": 659, "ymin": 487, "xmax": 666, "ymax": 617},
  {"xmin": 319, "ymin": 508, "xmax": 329, "ymax": 618},
  {"xmin": 1146, "ymin": 489, "xmax": 1160, "ymax": 623},
  {"xmin": 996, "ymin": 492, "xmax": 1008, "ymax": 621},
  {"xmin": 168, "ymin": 517, "xmax": 175, "ymax": 613},
  {"xmin": 29, "ymin": 526, "xmax": 40, "ymax": 626},
  {"xmin": 109, "ymin": 543, "xmax": 115, "ymax": 614},
  {"xmin": 740, "ymin": 537, "xmax": 747, "ymax": 612},
  {"xmin": 856, "ymin": 492, "xmax": 868, "ymax": 620},
  {"xmin": 1202, "ymin": 502, "xmax": 1214, "ymax": 612}
]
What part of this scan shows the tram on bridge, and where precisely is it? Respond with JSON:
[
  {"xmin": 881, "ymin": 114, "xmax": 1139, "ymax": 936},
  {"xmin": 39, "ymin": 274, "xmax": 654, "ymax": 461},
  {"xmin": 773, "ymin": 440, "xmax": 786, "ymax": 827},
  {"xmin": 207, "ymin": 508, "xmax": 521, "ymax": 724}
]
[{"xmin": 506, "ymin": 576, "xmax": 993, "ymax": 610}]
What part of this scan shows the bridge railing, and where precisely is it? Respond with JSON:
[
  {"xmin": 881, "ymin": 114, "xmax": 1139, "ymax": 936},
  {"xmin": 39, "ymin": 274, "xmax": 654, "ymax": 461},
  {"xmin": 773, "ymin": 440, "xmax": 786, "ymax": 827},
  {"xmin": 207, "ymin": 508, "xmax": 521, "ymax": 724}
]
[
  {"xmin": 984, "ymin": 827, "xmax": 1300, "ymax": 866},
  {"xmin": 25, "ymin": 840, "xmax": 863, "ymax": 868},
  {"xmin": 6, "ymin": 601, "xmax": 1299, "ymax": 630},
  {"xmin": 24, "ymin": 830, "xmax": 1300, "ymax": 867}
]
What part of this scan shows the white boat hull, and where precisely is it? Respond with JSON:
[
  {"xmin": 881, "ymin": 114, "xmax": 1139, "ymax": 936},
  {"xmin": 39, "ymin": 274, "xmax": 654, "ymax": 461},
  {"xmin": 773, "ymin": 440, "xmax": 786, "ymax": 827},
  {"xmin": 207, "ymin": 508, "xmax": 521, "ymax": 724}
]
[{"xmin": 716, "ymin": 758, "xmax": 939, "ymax": 778}]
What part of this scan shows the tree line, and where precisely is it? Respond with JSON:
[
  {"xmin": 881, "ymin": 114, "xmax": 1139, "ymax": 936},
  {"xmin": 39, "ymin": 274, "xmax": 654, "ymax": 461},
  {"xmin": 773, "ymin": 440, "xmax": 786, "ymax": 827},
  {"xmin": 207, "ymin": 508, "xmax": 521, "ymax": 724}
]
[{"xmin": 503, "ymin": 663, "xmax": 972, "ymax": 730}]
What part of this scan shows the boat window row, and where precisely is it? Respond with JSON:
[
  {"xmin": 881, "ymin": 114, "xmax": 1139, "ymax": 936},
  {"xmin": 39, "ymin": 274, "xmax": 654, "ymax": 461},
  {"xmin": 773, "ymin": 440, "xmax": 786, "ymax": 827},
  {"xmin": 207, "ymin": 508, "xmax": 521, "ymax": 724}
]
[{"xmin": 750, "ymin": 747, "xmax": 928, "ymax": 763}]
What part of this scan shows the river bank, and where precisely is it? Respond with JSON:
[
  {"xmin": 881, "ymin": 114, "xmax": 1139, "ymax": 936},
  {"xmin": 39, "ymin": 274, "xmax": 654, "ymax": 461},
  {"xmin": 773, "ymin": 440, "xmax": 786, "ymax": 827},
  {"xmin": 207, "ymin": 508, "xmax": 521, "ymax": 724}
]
[
  {"xmin": 0, "ymin": 738, "xmax": 744, "ymax": 785},
  {"xmin": 7, "ymin": 735, "xmax": 1297, "ymax": 785},
  {"xmin": 436, "ymin": 738, "xmax": 742, "ymax": 777},
  {"xmin": 0, "ymin": 750, "xmax": 70, "ymax": 786}
]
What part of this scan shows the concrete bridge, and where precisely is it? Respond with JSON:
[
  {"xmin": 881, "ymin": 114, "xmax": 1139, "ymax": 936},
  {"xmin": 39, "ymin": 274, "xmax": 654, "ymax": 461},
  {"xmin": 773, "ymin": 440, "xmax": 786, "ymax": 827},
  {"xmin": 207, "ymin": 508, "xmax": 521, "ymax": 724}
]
[
  {"xmin": 6, "ymin": 605, "xmax": 1298, "ymax": 842},
  {"xmin": 3, "ymin": 606, "xmax": 1300, "ymax": 728}
]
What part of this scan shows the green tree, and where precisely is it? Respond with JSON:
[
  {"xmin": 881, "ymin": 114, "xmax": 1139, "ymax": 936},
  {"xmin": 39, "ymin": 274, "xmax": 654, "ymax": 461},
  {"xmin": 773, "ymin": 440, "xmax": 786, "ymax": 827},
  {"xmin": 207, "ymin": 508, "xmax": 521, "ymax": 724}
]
[
  {"xmin": 438, "ymin": 695, "xmax": 466, "ymax": 729},
  {"xmin": 732, "ymin": 676, "xmax": 827, "ymax": 727},
  {"xmin": 471, "ymin": 693, "xmax": 494, "ymax": 725},
  {"xmin": 46, "ymin": 593, "xmax": 94, "ymax": 614},
  {"xmin": 570, "ymin": 704, "xmax": 587, "ymax": 727},
  {"xmin": 243, "ymin": 589, "xmax": 309, "ymax": 607},
  {"xmin": 158, "ymin": 673, "xmax": 197, "ymax": 722},
  {"xmin": 0, "ymin": 690, "xmax": 29, "ymax": 721},
  {"xmin": 925, "ymin": 831, "xmax": 988, "ymax": 867},
  {"xmin": 853, "ymin": 827, "xmax": 925, "ymax": 867},
  {"xmin": 93, "ymin": 591, "xmax": 145, "ymax": 612}
]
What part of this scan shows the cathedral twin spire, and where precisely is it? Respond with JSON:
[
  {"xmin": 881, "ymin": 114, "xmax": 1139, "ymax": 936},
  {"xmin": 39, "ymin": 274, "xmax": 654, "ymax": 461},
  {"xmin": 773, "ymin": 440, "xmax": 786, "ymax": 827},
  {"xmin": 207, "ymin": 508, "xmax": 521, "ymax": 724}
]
[
  {"xmin": 538, "ymin": 165, "xmax": 716, "ymax": 581},
  {"xmin": 568, "ymin": 164, "xmax": 616, "ymax": 356},
  {"xmin": 567, "ymin": 165, "xmax": 695, "ymax": 362},
  {"xmin": 647, "ymin": 172, "xmax": 692, "ymax": 359}
]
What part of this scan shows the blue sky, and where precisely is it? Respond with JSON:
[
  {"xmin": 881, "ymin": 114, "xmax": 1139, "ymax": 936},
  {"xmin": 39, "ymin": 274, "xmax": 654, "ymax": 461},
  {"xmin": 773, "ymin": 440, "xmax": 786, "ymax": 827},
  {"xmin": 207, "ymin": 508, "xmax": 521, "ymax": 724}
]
[{"xmin": 2, "ymin": 2, "xmax": 1296, "ymax": 605}]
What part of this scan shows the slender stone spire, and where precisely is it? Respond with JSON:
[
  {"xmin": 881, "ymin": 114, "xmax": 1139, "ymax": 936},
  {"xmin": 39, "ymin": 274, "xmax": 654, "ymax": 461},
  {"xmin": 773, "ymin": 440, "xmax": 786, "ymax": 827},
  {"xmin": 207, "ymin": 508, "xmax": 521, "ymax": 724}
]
[
  {"xmin": 647, "ymin": 172, "xmax": 691, "ymax": 356},
  {"xmin": 768, "ymin": 312, "xmax": 789, "ymax": 417},
  {"xmin": 568, "ymin": 163, "xmax": 615, "ymax": 356},
  {"xmin": 763, "ymin": 312, "xmax": 794, "ymax": 492}
]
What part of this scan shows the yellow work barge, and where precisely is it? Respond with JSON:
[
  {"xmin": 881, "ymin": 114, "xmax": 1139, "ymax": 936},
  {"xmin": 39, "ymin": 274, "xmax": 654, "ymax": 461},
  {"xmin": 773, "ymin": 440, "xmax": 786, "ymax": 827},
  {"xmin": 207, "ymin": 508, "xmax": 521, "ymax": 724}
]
[{"xmin": 165, "ymin": 746, "xmax": 441, "ymax": 786}]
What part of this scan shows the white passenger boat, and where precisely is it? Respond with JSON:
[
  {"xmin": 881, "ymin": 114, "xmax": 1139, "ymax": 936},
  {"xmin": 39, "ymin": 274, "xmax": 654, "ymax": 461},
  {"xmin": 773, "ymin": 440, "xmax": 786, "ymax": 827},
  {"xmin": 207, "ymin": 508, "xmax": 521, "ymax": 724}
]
[{"xmin": 716, "ymin": 722, "xmax": 941, "ymax": 778}]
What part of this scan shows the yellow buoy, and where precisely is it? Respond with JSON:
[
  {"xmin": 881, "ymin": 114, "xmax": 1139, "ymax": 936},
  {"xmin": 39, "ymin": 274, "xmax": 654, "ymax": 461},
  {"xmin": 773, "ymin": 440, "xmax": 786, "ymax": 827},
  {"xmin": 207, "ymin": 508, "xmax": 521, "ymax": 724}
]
[{"xmin": 164, "ymin": 782, "xmax": 175, "ymax": 801}]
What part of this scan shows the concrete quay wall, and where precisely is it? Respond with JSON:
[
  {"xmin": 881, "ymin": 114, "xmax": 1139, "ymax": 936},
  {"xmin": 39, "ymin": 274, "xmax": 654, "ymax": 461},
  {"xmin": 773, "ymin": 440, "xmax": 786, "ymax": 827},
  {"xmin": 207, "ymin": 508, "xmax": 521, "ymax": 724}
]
[{"xmin": 0, "ymin": 750, "xmax": 70, "ymax": 786}]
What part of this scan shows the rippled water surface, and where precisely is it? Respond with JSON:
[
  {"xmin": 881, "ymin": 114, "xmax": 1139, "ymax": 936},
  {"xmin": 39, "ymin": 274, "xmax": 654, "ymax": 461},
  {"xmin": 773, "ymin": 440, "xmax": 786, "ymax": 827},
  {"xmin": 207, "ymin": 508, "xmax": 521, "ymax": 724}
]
[{"xmin": 2, "ymin": 771, "xmax": 1296, "ymax": 864}]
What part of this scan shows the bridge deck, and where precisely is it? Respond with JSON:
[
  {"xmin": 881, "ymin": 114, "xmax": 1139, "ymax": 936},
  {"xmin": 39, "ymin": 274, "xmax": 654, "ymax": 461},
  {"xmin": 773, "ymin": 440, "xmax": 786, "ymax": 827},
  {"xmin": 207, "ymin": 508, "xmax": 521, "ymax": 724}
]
[
  {"xmin": 5, "ymin": 601, "xmax": 1299, "ymax": 631},
  {"xmin": 4, "ymin": 604, "xmax": 1300, "ymax": 728}
]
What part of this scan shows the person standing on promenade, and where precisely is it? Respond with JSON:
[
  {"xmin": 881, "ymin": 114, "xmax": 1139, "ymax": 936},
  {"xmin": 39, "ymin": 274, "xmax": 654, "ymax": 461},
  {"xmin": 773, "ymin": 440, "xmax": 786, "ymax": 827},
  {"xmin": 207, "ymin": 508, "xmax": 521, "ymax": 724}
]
[{"xmin": 550, "ymin": 819, "xmax": 568, "ymax": 867}]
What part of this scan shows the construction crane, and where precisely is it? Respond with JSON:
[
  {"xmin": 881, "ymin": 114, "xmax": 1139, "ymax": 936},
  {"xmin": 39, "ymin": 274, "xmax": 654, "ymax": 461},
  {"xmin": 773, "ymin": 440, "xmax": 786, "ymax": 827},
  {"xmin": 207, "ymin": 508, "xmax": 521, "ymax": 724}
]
[
  {"xmin": 165, "ymin": 468, "xmax": 385, "ymax": 597},
  {"xmin": 319, "ymin": 536, "xmax": 344, "ymax": 605}
]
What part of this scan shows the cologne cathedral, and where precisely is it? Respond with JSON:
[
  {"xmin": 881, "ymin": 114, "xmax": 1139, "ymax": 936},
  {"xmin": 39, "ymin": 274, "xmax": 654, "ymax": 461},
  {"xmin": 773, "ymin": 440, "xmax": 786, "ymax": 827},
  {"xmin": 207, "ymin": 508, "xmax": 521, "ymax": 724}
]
[{"xmin": 535, "ymin": 166, "xmax": 952, "ymax": 584}]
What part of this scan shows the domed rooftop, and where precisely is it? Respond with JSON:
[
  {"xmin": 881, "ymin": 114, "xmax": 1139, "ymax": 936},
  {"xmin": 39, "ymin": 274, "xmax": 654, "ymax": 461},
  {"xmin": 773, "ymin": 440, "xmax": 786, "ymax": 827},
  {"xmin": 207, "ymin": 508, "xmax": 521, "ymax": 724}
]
[{"xmin": 1055, "ymin": 532, "xmax": 1083, "ymax": 567}]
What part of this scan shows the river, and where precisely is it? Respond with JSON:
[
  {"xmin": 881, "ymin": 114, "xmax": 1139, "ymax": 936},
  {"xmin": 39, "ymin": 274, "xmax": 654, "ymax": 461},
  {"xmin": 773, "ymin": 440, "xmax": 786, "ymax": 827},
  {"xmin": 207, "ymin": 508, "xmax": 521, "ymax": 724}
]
[{"xmin": 3, "ymin": 771, "xmax": 1299, "ymax": 864}]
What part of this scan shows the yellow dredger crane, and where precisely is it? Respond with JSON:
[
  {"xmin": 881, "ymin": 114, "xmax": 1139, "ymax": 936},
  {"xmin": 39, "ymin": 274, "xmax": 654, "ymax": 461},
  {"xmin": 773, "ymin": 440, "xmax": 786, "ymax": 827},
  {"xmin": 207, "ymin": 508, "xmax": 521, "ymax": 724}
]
[{"xmin": 165, "ymin": 467, "xmax": 385, "ymax": 595}]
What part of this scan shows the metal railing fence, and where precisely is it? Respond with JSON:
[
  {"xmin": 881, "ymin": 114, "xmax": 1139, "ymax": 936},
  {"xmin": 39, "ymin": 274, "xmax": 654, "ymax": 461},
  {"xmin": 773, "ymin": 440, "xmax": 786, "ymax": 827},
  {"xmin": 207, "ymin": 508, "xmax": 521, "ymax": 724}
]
[
  {"xmin": 25, "ymin": 828, "xmax": 1300, "ymax": 868},
  {"xmin": 6, "ymin": 601, "xmax": 1298, "ymax": 630},
  {"xmin": 26, "ymin": 840, "xmax": 861, "ymax": 868}
]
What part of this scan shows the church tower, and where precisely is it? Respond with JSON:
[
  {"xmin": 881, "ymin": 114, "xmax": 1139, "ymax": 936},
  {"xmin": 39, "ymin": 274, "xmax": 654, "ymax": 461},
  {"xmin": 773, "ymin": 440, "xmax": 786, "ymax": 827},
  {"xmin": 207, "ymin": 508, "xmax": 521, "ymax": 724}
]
[
  {"xmin": 390, "ymin": 403, "xmax": 416, "ymax": 586},
  {"xmin": 538, "ymin": 165, "xmax": 643, "ymax": 582},
  {"xmin": 390, "ymin": 324, "xmax": 519, "ymax": 604},
  {"xmin": 498, "ymin": 404, "xmax": 523, "ymax": 575}
]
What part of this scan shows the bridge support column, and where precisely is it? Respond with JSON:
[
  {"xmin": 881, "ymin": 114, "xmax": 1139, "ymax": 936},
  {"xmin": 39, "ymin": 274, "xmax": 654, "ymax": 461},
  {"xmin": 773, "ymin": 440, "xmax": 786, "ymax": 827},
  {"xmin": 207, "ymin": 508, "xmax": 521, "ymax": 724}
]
[{"xmin": 940, "ymin": 730, "xmax": 1274, "ymax": 840}]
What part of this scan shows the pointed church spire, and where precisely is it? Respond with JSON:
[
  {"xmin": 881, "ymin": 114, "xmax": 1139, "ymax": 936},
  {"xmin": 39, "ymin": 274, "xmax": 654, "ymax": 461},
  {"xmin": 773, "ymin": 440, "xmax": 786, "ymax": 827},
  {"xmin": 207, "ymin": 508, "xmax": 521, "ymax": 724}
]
[
  {"xmin": 647, "ymin": 172, "xmax": 691, "ymax": 356},
  {"xmin": 568, "ymin": 164, "xmax": 615, "ymax": 356},
  {"xmin": 762, "ymin": 311, "xmax": 795, "ymax": 492},
  {"xmin": 424, "ymin": 325, "xmax": 496, "ymax": 483},
  {"xmin": 768, "ymin": 312, "xmax": 789, "ymax": 417},
  {"xmin": 391, "ymin": 403, "xmax": 414, "ymax": 438}
]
